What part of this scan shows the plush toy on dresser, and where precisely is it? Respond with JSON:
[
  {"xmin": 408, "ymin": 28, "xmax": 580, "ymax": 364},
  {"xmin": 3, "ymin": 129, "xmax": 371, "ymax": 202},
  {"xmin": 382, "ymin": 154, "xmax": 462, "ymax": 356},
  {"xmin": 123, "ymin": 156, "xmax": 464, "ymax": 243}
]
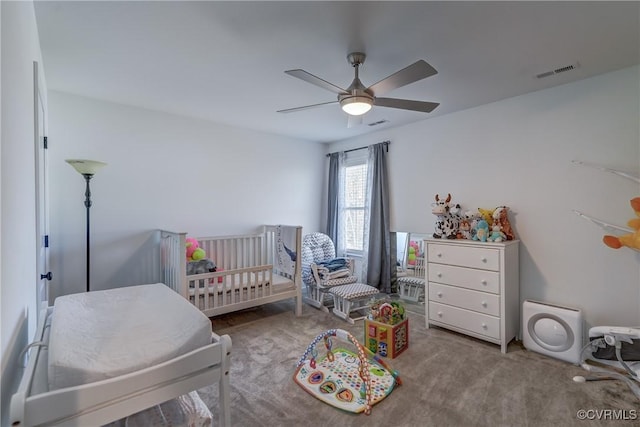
[
  {"xmin": 432, "ymin": 193, "xmax": 460, "ymax": 239},
  {"xmin": 493, "ymin": 206, "xmax": 516, "ymax": 240},
  {"xmin": 459, "ymin": 210, "xmax": 479, "ymax": 240},
  {"xmin": 487, "ymin": 224, "xmax": 506, "ymax": 242},
  {"xmin": 472, "ymin": 219, "xmax": 490, "ymax": 242}
]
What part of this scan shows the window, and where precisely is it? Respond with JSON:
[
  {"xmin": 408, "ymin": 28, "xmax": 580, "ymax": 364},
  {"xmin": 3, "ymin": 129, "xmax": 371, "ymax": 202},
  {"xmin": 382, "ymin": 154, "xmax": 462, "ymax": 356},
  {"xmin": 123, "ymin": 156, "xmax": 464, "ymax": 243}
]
[{"xmin": 342, "ymin": 158, "xmax": 367, "ymax": 253}]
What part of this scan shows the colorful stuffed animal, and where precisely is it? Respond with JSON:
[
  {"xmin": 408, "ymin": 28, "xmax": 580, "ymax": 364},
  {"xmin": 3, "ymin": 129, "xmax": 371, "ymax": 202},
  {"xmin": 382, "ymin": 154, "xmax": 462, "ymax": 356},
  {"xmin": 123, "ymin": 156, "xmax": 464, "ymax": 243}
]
[
  {"xmin": 407, "ymin": 241, "xmax": 420, "ymax": 265},
  {"xmin": 493, "ymin": 206, "xmax": 516, "ymax": 240},
  {"xmin": 603, "ymin": 197, "xmax": 640, "ymax": 250},
  {"xmin": 487, "ymin": 224, "xmax": 506, "ymax": 242},
  {"xmin": 186, "ymin": 237, "xmax": 206, "ymax": 261},
  {"xmin": 457, "ymin": 218, "xmax": 471, "ymax": 240},
  {"xmin": 478, "ymin": 208, "xmax": 495, "ymax": 228},
  {"xmin": 432, "ymin": 193, "xmax": 460, "ymax": 239},
  {"xmin": 472, "ymin": 220, "xmax": 490, "ymax": 242},
  {"xmin": 464, "ymin": 210, "xmax": 481, "ymax": 240}
]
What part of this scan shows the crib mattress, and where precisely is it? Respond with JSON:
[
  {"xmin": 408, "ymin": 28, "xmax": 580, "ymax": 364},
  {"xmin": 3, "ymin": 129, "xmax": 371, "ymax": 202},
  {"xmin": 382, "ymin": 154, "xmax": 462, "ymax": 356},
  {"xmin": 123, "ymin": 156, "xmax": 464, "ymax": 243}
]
[
  {"xmin": 48, "ymin": 283, "xmax": 212, "ymax": 390},
  {"xmin": 188, "ymin": 272, "xmax": 293, "ymax": 296}
]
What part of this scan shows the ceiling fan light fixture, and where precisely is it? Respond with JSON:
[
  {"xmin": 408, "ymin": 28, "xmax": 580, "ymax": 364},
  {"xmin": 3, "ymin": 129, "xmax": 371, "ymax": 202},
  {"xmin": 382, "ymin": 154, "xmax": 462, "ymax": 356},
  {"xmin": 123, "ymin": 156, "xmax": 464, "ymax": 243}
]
[{"xmin": 340, "ymin": 96, "xmax": 372, "ymax": 116}]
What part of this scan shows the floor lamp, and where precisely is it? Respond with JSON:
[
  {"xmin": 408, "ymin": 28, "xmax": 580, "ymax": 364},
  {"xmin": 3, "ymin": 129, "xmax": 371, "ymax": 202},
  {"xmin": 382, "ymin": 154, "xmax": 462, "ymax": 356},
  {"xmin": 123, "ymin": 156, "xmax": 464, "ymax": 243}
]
[{"xmin": 66, "ymin": 159, "xmax": 107, "ymax": 292}]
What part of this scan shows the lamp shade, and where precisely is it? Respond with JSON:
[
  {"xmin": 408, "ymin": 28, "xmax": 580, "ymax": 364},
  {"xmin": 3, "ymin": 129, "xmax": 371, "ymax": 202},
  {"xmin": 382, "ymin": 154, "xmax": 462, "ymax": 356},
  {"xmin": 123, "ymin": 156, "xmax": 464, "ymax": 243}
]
[
  {"xmin": 340, "ymin": 96, "xmax": 373, "ymax": 116},
  {"xmin": 66, "ymin": 159, "xmax": 107, "ymax": 175}
]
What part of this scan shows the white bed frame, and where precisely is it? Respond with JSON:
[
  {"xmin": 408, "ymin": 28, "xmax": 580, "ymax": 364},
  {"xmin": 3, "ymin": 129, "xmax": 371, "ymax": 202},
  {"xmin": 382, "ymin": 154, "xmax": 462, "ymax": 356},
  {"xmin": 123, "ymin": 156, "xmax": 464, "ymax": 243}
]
[
  {"xmin": 10, "ymin": 306, "xmax": 232, "ymax": 427},
  {"xmin": 160, "ymin": 225, "xmax": 303, "ymax": 318}
]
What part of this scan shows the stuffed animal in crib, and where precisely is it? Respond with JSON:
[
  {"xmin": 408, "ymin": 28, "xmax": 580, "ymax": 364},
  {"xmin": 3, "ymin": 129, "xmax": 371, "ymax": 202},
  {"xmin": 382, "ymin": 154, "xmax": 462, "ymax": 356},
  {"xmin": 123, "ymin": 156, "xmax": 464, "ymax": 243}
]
[
  {"xmin": 472, "ymin": 220, "xmax": 490, "ymax": 242},
  {"xmin": 492, "ymin": 206, "xmax": 516, "ymax": 240},
  {"xmin": 603, "ymin": 197, "xmax": 640, "ymax": 250},
  {"xmin": 407, "ymin": 241, "xmax": 420, "ymax": 265},
  {"xmin": 432, "ymin": 193, "xmax": 459, "ymax": 239},
  {"xmin": 186, "ymin": 237, "xmax": 206, "ymax": 261}
]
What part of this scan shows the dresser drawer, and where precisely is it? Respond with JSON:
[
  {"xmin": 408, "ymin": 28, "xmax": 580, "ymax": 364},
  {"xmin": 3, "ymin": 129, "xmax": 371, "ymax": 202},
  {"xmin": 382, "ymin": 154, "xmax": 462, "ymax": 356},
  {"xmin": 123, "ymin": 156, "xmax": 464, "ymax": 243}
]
[
  {"xmin": 428, "ymin": 243, "xmax": 500, "ymax": 271},
  {"xmin": 429, "ymin": 283, "xmax": 500, "ymax": 316},
  {"xmin": 427, "ymin": 263, "xmax": 500, "ymax": 294},
  {"xmin": 429, "ymin": 302, "xmax": 500, "ymax": 340}
]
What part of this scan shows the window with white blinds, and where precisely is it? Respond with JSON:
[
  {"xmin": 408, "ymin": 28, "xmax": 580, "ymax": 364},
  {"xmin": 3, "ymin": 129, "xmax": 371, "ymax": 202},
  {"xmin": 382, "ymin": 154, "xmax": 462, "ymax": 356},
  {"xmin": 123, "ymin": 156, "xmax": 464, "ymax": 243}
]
[{"xmin": 343, "ymin": 161, "xmax": 367, "ymax": 253}]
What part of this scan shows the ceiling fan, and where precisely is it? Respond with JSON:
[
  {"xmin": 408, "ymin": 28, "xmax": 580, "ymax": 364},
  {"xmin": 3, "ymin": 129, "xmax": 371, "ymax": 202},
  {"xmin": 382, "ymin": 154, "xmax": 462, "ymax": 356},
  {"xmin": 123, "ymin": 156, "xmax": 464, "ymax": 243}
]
[{"xmin": 277, "ymin": 52, "xmax": 439, "ymax": 124}]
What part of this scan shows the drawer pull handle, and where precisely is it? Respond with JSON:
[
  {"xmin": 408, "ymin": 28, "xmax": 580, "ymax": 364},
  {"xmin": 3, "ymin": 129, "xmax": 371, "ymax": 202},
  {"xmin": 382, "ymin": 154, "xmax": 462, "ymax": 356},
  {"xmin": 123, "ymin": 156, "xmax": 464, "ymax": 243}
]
[
  {"xmin": 437, "ymin": 311, "xmax": 443, "ymax": 317},
  {"xmin": 437, "ymin": 292, "xmax": 443, "ymax": 298},
  {"xmin": 437, "ymin": 253, "xmax": 442, "ymax": 258},
  {"xmin": 481, "ymin": 280, "xmax": 487, "ymax": 285},
  {"xmin": 437, "ymin": 272, "xmax": 442, "ymax": 278},
  {"xmin": 481, "ymin": 301, "xmax": 487, "ymax": 308},
  {"xmin": 481, "ymin": 323, "xmax": 488, "ymax": 329},
  {"xmin": 481, "ymin": 257, "xmax": 487, "ymax": 263}
]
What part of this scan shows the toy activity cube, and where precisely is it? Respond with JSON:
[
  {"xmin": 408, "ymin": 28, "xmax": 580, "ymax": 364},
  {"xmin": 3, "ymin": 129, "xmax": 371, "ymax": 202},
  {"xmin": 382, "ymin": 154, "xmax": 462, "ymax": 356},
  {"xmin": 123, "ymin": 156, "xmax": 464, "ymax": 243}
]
[{"xmin": 365, "ymin": 318, "xmax": 409, "ymax": 359}]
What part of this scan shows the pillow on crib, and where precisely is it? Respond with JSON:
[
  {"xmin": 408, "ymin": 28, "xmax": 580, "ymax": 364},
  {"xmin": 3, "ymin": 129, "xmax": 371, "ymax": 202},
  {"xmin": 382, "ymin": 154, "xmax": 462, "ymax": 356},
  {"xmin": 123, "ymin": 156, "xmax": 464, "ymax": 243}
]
[{"xmin": 187, "ymin": 259, "xmax": 216, "ymax": 275}]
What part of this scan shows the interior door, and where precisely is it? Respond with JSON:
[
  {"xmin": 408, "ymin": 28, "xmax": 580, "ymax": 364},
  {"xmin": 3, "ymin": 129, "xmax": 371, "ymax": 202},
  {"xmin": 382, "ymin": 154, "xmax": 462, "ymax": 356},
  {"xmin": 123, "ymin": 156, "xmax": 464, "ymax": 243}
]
[{"xmin": 34, "ymin": 61, "xmax": 51, "ymax": 314}]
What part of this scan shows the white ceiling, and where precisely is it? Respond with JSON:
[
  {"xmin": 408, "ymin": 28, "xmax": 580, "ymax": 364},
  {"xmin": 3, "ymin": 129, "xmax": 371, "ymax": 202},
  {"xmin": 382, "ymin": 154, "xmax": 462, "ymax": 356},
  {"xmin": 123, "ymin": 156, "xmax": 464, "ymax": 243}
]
[{"xmin": 34, "ymin": 1, "xmax": 640, "ymax": 143}]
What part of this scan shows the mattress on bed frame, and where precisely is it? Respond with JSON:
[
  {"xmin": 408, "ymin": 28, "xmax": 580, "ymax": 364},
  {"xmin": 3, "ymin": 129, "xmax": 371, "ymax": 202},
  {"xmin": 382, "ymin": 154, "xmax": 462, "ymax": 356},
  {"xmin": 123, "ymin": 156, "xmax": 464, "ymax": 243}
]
[{"xmin": 48, "ymin": 283, "xmax": 212, "ymax": 390}]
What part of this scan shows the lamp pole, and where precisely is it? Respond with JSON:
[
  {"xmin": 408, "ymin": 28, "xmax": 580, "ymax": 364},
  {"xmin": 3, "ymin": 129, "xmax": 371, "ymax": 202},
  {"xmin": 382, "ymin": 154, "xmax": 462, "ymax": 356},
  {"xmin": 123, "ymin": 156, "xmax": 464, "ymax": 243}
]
[
  {"xmin": 66, "ymin": 159, "xmax": 106, "ymax": 293},
  {"xmin": 83, "ymin": 173, "xmax": 93, "ymax": 292}
]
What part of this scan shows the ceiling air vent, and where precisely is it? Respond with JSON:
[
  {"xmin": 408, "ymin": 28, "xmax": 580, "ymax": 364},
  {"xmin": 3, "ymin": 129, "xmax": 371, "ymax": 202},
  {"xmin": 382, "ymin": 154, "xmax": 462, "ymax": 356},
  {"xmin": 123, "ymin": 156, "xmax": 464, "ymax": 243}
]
[
  {"xmin": 368, "ymin": 119, "xmax": 389, "ymax": 127},
  {"xmin": 536, "ymin": 62, "xmax": 580, "ymax": 79}
]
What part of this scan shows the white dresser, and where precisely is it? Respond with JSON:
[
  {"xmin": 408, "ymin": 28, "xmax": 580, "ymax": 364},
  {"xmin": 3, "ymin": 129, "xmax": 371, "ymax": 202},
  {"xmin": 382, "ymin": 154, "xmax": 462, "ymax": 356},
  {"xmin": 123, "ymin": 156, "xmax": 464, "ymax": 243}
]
[{"xmin": 424, "ymin": 238, "xmax": 519, "ymax": 353}]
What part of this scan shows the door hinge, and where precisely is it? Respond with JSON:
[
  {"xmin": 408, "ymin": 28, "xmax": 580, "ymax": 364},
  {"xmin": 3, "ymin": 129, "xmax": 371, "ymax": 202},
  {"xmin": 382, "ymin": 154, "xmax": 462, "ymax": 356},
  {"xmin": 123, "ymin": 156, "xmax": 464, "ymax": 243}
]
[
  {"xmin": 44, "ymin": 136, "xmax": 48, "ymax": 149},
  {"xmin": 44, "ymin": 235, "xmax": 49, "ymax": 248}
]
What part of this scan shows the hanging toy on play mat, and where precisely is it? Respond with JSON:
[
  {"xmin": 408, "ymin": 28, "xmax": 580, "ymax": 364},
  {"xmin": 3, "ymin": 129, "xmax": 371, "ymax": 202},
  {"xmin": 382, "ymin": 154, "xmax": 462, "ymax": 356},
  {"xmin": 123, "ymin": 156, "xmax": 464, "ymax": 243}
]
[{"xmin": 293, "ymin": 328, "xmax": 401, "ymax": 415}]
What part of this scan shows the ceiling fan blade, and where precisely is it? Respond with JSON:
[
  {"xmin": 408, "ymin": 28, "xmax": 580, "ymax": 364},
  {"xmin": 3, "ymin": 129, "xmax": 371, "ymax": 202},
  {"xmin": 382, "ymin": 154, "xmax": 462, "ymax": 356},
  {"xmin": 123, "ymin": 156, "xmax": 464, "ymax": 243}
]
[
  {"xmin": 367, "ymin": 60, "xmax": 438, "ymax": 96},
  {"xmin": 347, "ymin": 114, "xmax": 363, "ymax": 128},
  {"xmin": 277, "ymin": 100, "xmax": 338, "ymax": 113},
  {"xmin": 284, "ymin": 69, "xmax": 347, "ymax": 95},
  {"xmin": 375, "ymin": 97, "xmax": 440, "ymax": 113}
]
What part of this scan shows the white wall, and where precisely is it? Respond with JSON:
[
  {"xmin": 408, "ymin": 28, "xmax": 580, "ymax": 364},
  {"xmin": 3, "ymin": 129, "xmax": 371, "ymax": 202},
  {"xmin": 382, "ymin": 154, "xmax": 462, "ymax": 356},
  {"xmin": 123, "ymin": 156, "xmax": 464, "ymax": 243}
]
[
  {"xmin": 1, "ymin": 1, "xmax": 45, "ymax": 423},
  {"xmin": 328, "ymin": 66, "xmax": 640, "ymax": 329},
  {"xmin": 48, "ymin": 92, "xmax": 325, "ymax": 299}
]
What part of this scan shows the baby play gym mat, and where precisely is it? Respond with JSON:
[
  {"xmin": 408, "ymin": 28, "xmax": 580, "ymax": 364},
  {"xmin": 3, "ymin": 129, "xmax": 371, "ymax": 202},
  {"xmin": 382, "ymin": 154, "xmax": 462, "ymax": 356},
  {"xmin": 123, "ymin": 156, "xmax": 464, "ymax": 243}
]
[{"xmin": 293, "ymin": 328, "xmax": 400, "ymax": 415}]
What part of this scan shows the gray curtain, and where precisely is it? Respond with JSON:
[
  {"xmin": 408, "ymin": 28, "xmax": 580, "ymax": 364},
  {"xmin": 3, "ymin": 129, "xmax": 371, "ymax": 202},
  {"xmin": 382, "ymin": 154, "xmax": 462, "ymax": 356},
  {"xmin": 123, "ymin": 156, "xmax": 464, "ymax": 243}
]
[
  {"xmin": 366, "ymin": 143, "xmax": 392, "ymax": 293},
  {"xmin": 325, "ymin": 152, "xmax": 340, "ymax": 244}
]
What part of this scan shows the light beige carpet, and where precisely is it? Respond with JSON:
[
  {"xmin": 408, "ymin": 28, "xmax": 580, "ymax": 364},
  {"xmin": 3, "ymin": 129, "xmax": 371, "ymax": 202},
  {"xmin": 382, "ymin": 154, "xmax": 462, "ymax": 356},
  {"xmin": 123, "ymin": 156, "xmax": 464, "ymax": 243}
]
[{"xmin": 198, "ymin": 300, "xmax": 638, "ymax": 427}]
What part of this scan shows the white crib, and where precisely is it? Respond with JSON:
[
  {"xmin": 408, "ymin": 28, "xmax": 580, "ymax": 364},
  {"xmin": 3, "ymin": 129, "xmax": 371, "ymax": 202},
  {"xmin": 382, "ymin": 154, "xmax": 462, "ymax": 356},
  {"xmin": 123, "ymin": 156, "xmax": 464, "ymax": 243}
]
[{"xmin": 160, "ymin": 225, "xmax": 303, "ymax": 318}]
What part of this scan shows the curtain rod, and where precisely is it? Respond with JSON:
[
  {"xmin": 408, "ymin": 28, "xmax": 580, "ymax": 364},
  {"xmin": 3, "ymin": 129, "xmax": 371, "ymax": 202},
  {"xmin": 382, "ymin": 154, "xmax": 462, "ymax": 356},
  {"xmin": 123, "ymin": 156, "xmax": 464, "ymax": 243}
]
[{"xmin": 325, "ymin": 140, "xmax": 390, "ymax": 157}]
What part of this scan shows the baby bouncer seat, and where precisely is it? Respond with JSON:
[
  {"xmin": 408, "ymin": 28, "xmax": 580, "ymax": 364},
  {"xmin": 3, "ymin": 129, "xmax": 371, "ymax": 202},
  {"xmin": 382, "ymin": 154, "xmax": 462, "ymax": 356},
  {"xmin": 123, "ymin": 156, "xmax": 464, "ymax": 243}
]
[{"xmin": 574, "ymin": 326, "xmax": 640, "ymax": 399}]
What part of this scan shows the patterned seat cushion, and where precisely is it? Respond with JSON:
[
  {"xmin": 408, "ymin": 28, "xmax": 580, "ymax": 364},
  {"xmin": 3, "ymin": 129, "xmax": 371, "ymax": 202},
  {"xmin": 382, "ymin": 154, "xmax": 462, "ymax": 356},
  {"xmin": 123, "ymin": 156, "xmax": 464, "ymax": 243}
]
[
  {"xmin": 320, "ymin": 275, "xmax": 358, "ymax": 289},
  {"xmin": 328, "ymin": 283, "xmax": 378, "ymax": 300},
  {"xmin": 396, "ymin": 276, "xmax": 425, "ymax": 286}
]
